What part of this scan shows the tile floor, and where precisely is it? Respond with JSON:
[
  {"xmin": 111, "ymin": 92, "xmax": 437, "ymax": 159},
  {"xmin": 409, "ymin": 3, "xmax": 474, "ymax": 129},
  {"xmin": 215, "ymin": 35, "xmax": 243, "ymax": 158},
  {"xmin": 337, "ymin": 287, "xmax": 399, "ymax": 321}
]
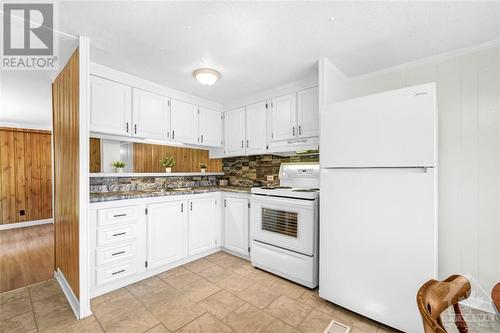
[{"xmin": 2, "ymin": 251, "xmax": 496, "ymax": 333}]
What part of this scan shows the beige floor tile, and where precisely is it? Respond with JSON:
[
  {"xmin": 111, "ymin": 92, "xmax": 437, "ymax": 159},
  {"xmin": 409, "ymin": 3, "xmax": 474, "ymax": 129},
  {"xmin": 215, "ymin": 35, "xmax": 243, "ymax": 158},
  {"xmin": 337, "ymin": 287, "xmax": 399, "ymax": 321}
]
[
  {"xmin": 351, "ymin": 315, "xmax": 380, "ymax": 332},
  {"xmin": 235, "ymin": 283, "xmax": 280, "ymax": 309},
  {"xmin": 91, "ymin": 292, "xmax": 143, "ymax": 325},
  {"xmin": 246, "ymin": 268, "xmax": 281, "ymax": 285},
  {"xmin": 329, "ymin": 306, "xmax": 358, "ymax": 326},
  {"xmin": 35, "ymin": 305, "xmax": 77, "ymax": 332},
  {"xmin": 177, "ymin": 313, "xmax": 233, "ymax": 333},
  {"xmin": 100, "ymin": 306, "xmax": 159, "ymax": 333},
  {"xmin": 126, "ymin": 276, "xmax": 168, "ymax": 297},
  {"xmin": 90, "ymin": 287, "xmax": 129, "ymax": 307},
  {"xmin": 269, "ymin": 278, "xmax": 306, "ymax": 299},
  {"xmin": 0, "ymin": 297, "xmax": 32, "ymax": 321},
  {"xmin": 0, "ymin": 287, "xmax": 29, "ymax": 305},
  {"xmin": 376, "ymin": 324, "xmax": 402, "ymax": 333},
  {"xmin": 28, "ymin": 279, "xmax": 62, "ymax": 302},
  {"xmin": 127, "ymin": 277, "xmax": 183, "ymax": 309},
  {"xmin": 159, "ymin": 267, "xmax": 203, "ymax": 289},
  {"xmin": 32, "ymin": 293, "xmax": 70, "ymax": 317},
  {"xmin": 264, "ymin": 295, "xmax": 313, "ymax": 327},
  {"xmin": 183, "ymin": 258, "xmax": 215, "ymax": 273},
  {"xmin": 222, "ymin": 303, "xmax": 274, "ymax": 333},
  {"xmin": 145, "ymin": 323, "xmax": 171, "ymax": 332},
  {"xmin": 48, "ymin": 315, "xmax": 104, "ymax": 333},
  {"xmin": 157, "ymin": 266, "xmax": 188, "ymax": 279},
  {"xmin": 216, "ymin": 272, "xmax": 256, "ymax": 293},
  {"xmin": 151, "ymin": 296, "xmax": 206, "ymax": 332},
  {"xmin": 0, "ymin": 310, "xmax": 37, "ymax": 333},
  {"xmin": 297, "ymin": 309, "xmax": 333, "ymax": 333},
  {"xmin": 198, "ymin": 265, "xmax": 234, "ymax": 284},
  {"xmin": 224, "ymin": 259, "xmax": 255, "ymax": 276},
  {"xmin": 198, "ymin": 290, "xmax": 245, "ymax": 319},
  {"xmin": 264, "ymin": 319, "xmax": 301, "ymax": 333},
  {"xmin": 204, "ymin": 251, "xmax": 234, "ymax": 263},
  {"xmin": 180, "ymin": 278, "xmax": 221, "ymax": 303},
  {"xmin": 298, "ymin": 290, "xmax": 337, "ymax": 316},
  {"xmin": 216, "ymin": 256, "xmax": 247, "ymax": 269}
]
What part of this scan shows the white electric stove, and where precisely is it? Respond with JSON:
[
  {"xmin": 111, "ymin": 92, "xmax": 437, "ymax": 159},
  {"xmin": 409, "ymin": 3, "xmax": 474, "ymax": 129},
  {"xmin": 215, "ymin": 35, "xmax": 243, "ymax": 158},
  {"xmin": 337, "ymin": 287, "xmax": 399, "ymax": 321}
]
[{"xmin": 250, "ymin": 162, "xmax": 319, "ymax": 288}]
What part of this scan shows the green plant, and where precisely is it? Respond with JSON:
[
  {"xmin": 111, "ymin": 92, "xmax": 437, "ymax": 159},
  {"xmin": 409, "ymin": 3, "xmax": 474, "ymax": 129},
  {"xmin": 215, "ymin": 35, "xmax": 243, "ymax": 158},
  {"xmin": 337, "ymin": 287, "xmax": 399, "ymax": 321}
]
[
  {"xmin": 112, "ymin": 161, "xmax": 126, "ymax": 168},
  {"xmin": 160, "ymin": 156, "xmax": 176, "ymax": 168},
  {"xmin": 199, "ymin": 162, "xmax": 207, "ymax": 169}
]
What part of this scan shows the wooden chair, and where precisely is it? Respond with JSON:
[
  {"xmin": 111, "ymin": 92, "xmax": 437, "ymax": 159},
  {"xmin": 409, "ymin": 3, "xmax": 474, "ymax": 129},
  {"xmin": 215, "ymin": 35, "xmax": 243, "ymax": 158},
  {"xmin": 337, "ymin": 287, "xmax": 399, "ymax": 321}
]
[{"xmin": 417, "ymin": 275, "xmax": 471, "ymax": 333}]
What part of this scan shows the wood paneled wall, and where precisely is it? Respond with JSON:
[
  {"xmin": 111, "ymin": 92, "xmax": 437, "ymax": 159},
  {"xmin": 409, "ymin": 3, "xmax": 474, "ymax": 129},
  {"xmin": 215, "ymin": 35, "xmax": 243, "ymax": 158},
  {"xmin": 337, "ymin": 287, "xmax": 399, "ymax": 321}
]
[
  {"xmin": 0, "ymin": 127, "xmax": 52, "ymax": 224},
  {"xmin": 89, "ymin": 138, "xmax": 101, "ymax": 173},
  {"xmin": 52, "ymin": 48, "xmax": 80, "ymax": 297},
  {"xmin": 133, "ymin": 143, "xmax": 222, "ymax": 173}
]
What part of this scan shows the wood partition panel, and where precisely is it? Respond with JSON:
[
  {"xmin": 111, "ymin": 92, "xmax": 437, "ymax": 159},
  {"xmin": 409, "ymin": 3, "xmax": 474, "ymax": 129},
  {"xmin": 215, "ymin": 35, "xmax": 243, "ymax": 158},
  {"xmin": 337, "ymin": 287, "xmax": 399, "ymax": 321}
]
[
  {"xmin": 0, "ymin": 127, "xmax": 52, "ymax": 224},
  {"xmin": 133, "ymin": 142, "xmax": 222, "ymax": 173},
  {"xmin": 52, "ymin": 49, "xmax": 80, "ymax": 297},
  {"xmin": 89, "ymin": 138, "xmax": 101, "ymax": 173}
]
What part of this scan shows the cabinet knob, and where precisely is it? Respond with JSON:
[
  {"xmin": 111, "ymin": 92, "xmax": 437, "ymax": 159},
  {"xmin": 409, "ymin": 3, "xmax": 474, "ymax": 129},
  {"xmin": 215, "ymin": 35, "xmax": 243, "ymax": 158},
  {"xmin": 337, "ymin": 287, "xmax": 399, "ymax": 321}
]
[
  {"xmin": 292, "ymin": 126, "xmax": 295, "ymax": 136},
  {"xmin": 298, "ymin": 125, "xmax": 302, "ymax": 136},
  {"xmin": 126, "ymin": 122, "xmax": 129, "ymax": 133}
]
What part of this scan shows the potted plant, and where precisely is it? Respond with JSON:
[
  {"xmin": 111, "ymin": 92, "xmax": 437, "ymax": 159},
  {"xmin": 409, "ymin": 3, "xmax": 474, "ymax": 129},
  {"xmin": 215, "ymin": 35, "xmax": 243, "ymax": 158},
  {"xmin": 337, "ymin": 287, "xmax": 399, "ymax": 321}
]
[
  {"xmin": 112, "ymin": 161, "xmax": 126, "ymax": 173},
  {"xmin": 160, "ymin": 156, "xmax": 176, "ymax": 173},
  {"xmin": 200, "ymin": 162, "xmax": 207, "ymax": 173}
]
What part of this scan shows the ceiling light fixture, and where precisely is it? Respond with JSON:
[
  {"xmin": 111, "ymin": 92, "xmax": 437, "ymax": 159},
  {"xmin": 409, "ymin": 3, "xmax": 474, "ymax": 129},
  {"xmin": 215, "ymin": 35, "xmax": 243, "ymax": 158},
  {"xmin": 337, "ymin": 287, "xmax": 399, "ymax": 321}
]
[{"xmin": 193, "ymin": 68, "xmax": 220, "ymax": 86}]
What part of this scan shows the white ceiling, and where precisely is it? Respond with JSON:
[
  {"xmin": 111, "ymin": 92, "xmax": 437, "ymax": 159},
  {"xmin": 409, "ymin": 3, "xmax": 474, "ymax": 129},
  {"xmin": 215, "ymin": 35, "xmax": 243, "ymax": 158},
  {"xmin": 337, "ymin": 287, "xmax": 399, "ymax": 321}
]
[{"xmin": 59, "ymin": 1, "xmax": 500, "ymax": 104}]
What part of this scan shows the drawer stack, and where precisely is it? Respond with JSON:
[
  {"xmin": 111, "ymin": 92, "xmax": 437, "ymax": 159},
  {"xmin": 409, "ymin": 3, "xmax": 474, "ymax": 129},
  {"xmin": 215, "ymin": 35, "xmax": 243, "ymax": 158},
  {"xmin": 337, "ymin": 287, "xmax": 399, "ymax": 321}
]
[{"xmin": 94, "ymin": 205, "xmax": 143, "ymax": 287}]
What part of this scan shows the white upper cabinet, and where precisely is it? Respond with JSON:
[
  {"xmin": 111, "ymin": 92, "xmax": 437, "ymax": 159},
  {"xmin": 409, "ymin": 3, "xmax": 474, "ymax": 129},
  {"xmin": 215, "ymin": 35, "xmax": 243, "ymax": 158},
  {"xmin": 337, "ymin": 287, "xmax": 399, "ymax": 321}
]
[
  {"xmin": 224, "ymin": 108, "xmax": 246, "ymax": 156},
  {"xmin": 147, "ymin": 200, "xmax": 187, "ymax": 270},
  {"xmin": 199, "ymin": 107, "xmax": 222, "ymax": 147},
  {"xmin": 270, "ymin": 93, "xmax": 297, "ymax": 142},
  {"xmin": 132, "ymin": 88, "xmax": 171, "ymax": 140},
  {"xmin": 188, "ymin": 197, "xmax": 217, "ymax": 256},
  {"xmin": 297, "ymin": 86, "xmax": 319, "ymax": 138},
  {"xmin": 245, "ymin": 101, "xmax": 268, "ymax": 155},
  {"xmin": 171, "ymin": 99, "xmax": 198, "ymax": 145},
  {"xmin": 90, "ymin": 76, "xmax": 132, "ymax": 136}
]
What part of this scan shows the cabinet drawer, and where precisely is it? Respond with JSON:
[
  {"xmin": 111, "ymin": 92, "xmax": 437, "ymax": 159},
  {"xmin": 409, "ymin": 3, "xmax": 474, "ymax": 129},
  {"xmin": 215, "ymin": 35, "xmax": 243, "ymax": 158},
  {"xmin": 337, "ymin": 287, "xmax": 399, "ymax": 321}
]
[
  {"xmin": 97, "ymin": 224, "xmax": 137, "ymax": 246},
  {"xmin": 95, "ymin": 242, "xmax": 136, "ymax": 266},
  {"xmin": 97, "ymin": 206, "xmax": 140, "ymax": 227},
  {"xmin": 96, "ymin": 261, "xmax": 136, "ymax": 287}
]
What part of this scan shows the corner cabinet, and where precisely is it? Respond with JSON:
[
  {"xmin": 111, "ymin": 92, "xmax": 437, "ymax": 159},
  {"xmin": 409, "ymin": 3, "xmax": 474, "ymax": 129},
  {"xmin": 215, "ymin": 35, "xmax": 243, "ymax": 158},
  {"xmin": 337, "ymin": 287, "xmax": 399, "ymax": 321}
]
[
  {"xmin": 199, "ymin": 108, "xmax": 222, "ymax": 147},
  {"xmin": 188, "ymin": 196, "xmax": 219, "ymax": 256},
  {"xmin": 132, "ymin": 88, "xmax": 171, "ymax": 140},
  {"xmin": 90, "ymin": 76, "xmax": 132, "ymax": 136},
  {"xmin": 270, "ymin": 93, "xmax": 297, "ymax": 142},
  {"xmin": 223, "ymin": 196, "xmax": 249, "ymax": 257},
  {"xmin": 245, "ymin": 101, "xmax": 268, "ymax": 155},
  {"xmin": 170, "ymin": 99, "xmax": 198, "ymax": 145},
  {"xmin": 147, "ymin": 200, "xmax": 188, "ymax": 269},
  {"xmin": 297, "ymin": 86, "xmax": 319, "ymax": 138},
  {"xmin": 224, "ymin": 108, "xmax": 246, "ymax": 156}
]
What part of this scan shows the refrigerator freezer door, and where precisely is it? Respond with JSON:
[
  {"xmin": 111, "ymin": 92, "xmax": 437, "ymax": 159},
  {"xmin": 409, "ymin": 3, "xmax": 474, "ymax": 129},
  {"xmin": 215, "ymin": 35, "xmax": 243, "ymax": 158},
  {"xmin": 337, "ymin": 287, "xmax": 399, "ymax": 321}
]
[
  {"xmin": 319, "ymin": 168, "xmax": 437, "ymax": 333},
  {"xmin": 321, "ymin": 83, "xmax": 436, "ymax": 168}
]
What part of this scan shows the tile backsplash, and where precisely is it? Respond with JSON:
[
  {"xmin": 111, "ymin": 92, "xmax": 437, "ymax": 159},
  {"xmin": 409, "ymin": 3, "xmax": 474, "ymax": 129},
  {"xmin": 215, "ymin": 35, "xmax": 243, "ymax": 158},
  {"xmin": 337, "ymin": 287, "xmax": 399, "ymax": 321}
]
[{"xmin": 222, "ymin": 154, "xmax": 319, "ymax": 187}]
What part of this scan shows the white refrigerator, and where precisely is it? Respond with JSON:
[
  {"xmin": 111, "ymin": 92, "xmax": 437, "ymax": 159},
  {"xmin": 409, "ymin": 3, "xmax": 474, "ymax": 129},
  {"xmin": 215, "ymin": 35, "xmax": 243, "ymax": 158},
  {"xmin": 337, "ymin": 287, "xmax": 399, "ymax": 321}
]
[{"xmin": 319, "ymin": 83, "xmax": 438, "ymax": 333}]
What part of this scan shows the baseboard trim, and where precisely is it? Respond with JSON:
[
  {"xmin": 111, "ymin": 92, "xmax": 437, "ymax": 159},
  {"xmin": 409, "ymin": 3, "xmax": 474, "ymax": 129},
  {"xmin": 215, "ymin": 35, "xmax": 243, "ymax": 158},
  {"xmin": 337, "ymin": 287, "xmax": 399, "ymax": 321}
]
[
  {"xmin": 0, "ymin": 218, "xmax": 53, "ymax": 230},
  {"xmin": 55, "ymin": 268, "xmax": 80, "ymax": 319}
]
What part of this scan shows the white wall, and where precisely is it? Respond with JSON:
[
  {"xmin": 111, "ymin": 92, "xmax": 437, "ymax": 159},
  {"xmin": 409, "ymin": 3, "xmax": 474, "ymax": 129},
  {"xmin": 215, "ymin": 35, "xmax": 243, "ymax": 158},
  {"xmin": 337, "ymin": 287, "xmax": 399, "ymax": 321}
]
[{"xmin": 321, "ymin": 44, "xmax": 500, "ymax": 312}]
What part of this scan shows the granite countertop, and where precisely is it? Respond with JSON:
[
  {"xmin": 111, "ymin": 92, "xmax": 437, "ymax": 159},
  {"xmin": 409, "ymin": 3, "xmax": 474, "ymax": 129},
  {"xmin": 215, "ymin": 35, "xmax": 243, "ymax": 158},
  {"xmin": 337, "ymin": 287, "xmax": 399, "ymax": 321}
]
[{"xmin": 90, "ymin": 186, "xmax": 251, "ymax": 203}]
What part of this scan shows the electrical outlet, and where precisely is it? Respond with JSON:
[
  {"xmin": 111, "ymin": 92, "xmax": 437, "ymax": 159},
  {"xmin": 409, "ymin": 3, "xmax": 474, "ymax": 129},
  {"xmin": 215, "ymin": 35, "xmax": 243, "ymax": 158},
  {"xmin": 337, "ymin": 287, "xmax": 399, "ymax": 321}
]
[{"xmin": 266, "ymin": 175, "xmax": 274, "ymax": 181}]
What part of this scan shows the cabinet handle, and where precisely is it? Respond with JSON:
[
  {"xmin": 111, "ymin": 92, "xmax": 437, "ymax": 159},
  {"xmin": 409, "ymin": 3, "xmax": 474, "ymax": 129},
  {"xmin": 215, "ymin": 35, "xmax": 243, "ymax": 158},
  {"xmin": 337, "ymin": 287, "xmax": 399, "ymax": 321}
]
[
  {"xmin": 111, "ymin": 251, "xmax": 125, "ymax": 256},
  {"xmin": 126, "ymin": 122, "xmax": 129, "ymax": 133},
  {"xmin": 241, "ymin": 140, "xmax": 244, "ymax": 148},
  {"xmin": 134, "ymin": 124, "xmax": 137, "ymax": 134},
  {"xmin": 224, "ymin": 199, "xmax": 227, "ymax": 207},
  {"xmin": 172, "ymin": 130, "xmax": 175, "ymax": 140},
  {"xmin": 113, "ymin": 213, "xmax": 126, "ymax": 218},
  {"xmin": 112, "ymin": 269, "xmax": 125, "ymax": 276},
  {"xmin": 167, "ymin": 131, "xmax": 170, "ymax": 138},
  {"xmin": 201, "ymin": 134, "xmax": 204, "ymax": 143},
  {"xmin": 190, "ymin": 202, "xmax": 193, "ymax": 211},
  {"xmin": 112, "ymin": 232, "xmax": 126, "ymax": 237},
  {"xmin": 246, "ymin": 140, "xmax": 249, "ymax": 148},
  {"xmin": 292, "ymin": 126, "xmax": 295, "ymax": 136},
  {"xmin": 181, "ymin": 203, "xmax": 183, "ymax": 212},
  {"xmin": 298, "ymin": 125, "xmax": 302, "ymax": 136}
]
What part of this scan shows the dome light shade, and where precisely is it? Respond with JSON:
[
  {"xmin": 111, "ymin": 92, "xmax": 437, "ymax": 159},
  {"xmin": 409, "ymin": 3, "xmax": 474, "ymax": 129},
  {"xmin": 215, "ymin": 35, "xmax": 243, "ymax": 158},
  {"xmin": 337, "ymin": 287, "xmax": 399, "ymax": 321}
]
[{"xmin": 193, "ymin": 68, "xmax": 220, "ymax": 86}]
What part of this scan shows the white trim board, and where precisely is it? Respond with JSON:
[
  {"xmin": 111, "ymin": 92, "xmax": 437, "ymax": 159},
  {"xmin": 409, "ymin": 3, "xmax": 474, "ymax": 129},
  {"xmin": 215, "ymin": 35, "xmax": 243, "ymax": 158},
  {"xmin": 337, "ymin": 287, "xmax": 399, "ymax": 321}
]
[
  {"xmin": 0, "ymin": 121, "xmax": 52, "ymax": 131},
  {"xmin": 55, "ymin": 269, "xmax": 82, "ymax": 319},
  {"xmin": 0, "ymin": 219, "xmax": 53, "ymax": 230}
]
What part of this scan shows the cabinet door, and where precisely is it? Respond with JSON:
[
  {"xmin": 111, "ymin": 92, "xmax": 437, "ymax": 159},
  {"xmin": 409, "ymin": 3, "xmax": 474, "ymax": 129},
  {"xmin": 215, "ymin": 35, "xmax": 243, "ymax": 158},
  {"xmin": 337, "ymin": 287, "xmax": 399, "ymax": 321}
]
[
  {"xmin": 188, "ymin": 197, "xmax": 217, "ymax": 256},
  {"xmin": 245, "ymin": 101, "xmax": 268, "ymax": 155},
  {"xmin": 147, "ymin": 201, "xmax": 187, "ymax": 269},
  {"xmin": 90, "ymin": 76, "xmax": 132, "ymax": 136},
  {"xmin": 199, "ymin": 108, "xmax": 222, "ymax": 147},
  {"xmin": 171, "ymin": 99, "xmax": 198, "ymax": 144},
  {"xmin": 132, "ymin": 88, "xmax": 171, "ymax": 140},
  {"xmin": 297, "ymin": 86, "xmax": 319, "ymax": 138},
  {"xmin": 270, "ymin": 93, "xmax": 297, "ymax": 141},
  {"xmin": 224, "ymin": 197, "xmax": 249, "ymax": 256},
  {"xmin": 224, "ymin": 108, "xmax": 246, "ymax": 156}
]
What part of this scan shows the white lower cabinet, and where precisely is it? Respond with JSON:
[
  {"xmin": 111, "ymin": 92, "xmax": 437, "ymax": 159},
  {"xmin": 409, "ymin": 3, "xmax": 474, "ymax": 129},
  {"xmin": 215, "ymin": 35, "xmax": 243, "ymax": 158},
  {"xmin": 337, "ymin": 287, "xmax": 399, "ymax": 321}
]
[
  {"xmin": 223, "ymin": 196, "xmax": 249, "ymax": 256},
  {"xmin": 147, "ymin": 200, "xmax": 188, "ymax": 269},
  {"xmin": 188, "ymin": 196, "xmax": 219, "ymax": 256}
]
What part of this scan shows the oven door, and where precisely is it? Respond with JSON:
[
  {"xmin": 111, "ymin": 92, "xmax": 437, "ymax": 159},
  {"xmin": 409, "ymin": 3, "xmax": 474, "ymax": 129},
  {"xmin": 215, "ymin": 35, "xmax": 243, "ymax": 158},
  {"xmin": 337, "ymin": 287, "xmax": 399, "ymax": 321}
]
[{"xmin": 250, "ymin": 194, "xmax": 317, "ymax": 256}]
